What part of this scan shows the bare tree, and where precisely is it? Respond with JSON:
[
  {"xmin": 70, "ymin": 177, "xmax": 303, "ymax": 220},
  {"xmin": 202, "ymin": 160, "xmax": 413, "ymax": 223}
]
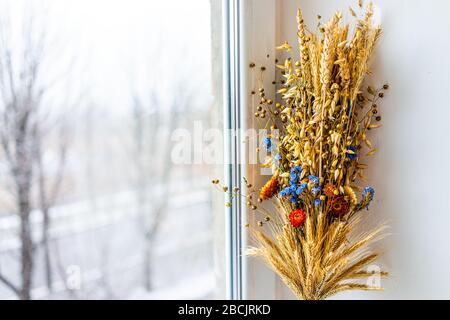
[
  {"xmin": 34, "ymin": 123, "xmax": 68, "ymax": 292},
  {"xmin": 0, "ymin": 3, "xmax": 71, "ymax": 299},
  {"xmin": 130, "ymin": 78, "xmax": 196, "ymax": 290},
  {"xmin": 0, "ymin": 8, "xmax": 45, "ymax": 299}
]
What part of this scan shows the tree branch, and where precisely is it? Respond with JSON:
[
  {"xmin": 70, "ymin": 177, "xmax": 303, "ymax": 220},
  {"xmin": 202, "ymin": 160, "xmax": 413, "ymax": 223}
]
[{"xmin": 0, "ymin": 272, "xmax": 20, "ymax": 297}]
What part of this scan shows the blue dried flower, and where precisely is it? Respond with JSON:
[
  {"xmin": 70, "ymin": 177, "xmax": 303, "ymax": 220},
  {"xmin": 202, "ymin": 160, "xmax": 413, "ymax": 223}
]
[
  {"xmin": 362, "ymin": 186, "xmax": 375, "ymax": 201},
  {"xmin": 346, "ymin": 99, "xmax": 352, "ymax": 117},
  {"xmin": 290, "ymin": 194, "xmax": 298, "ymax": 203},
  {"xmin": 291, "ymin": 166, "xmax": 302, "ymax": 174},
  {"xmin": 279, "ymin": 187, "xmax": 290, "ymax": 197},
  {"xmin": 314, "ymin": 199, "xmax": 322, "ymax": 206},
  {"xmin": 358, "ymin": 186, "xmax": 375, "ymax": 210},
  {"xmin": 281, "ymin": 165, "xmax": 309, "ymax": 203},
  {"xmin": 311, "ymin": 186, "xmax": 321, "ymax": 195},
  {"xmin": 290, "ymin": 172, "xmax": 298, "ymax": 180},
  {"xmin": 274, "ymin": 154, "xmax": 282, "ymax": 161},
  {"xmin": 347, "ymin": 146, "xmax": 357, "ymax": 160},
  {"xmin": 263, "ymin": 137, "xmax": 272, "ymax": 152},
  {"xmin": 296, "ymin": 183, "xmax": 307, "ymax": 195},
  {"xmin": 308, "ymin": 175, "xmax": 319, "ymax": 185}
]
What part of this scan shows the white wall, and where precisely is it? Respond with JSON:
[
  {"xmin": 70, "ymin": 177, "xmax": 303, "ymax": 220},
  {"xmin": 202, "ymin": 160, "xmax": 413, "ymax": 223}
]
[
  {"xmin": 273, "ymin": 0, "xmax": 450, "ymax": 299},
  {"xmin": 242, "ymin": 0, "xmax": 280, "ymax": 300}
]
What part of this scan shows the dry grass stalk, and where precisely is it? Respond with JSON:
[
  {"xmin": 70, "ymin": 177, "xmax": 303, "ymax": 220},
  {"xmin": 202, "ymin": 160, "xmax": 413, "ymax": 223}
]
[{"xmin": 248, "ymin": 210, "xmax": 387, "ymax": 300}]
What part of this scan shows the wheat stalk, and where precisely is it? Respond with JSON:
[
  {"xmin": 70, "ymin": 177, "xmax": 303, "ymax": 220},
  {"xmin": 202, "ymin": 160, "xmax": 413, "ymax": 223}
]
[{"xmin": 248, "ymin": 207, "xmax": 387, "ymax": 300}]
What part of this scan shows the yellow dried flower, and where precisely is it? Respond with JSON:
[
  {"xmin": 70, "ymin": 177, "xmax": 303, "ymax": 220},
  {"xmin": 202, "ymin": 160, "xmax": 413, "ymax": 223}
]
[{"xmin": 344, "ymin": 185, "xmax": 357, "ymax": 205}]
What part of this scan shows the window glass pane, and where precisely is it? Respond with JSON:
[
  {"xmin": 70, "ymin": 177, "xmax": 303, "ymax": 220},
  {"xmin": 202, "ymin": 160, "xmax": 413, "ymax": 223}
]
[{"xmin": 0, "ymin": 0, "xmax": 224, "ymax": 300}]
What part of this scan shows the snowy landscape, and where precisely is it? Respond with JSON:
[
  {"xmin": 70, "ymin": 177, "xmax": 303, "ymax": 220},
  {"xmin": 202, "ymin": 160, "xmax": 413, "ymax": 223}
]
[
  {"xmin": 0, "ymin": 0, "xmax": 219, "ymax": 300},
  {"xmin": 0, "ymin": 181, "xmax": 215, "ymax": 299}
]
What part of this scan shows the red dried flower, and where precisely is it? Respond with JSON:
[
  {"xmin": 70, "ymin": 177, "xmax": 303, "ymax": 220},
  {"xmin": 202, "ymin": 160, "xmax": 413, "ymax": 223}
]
[
  {"xmin": 289, "ymin": 208, "xmax": 307, "ymax": 228},
  {"xmin": 324, "ymin": 183, "xmax": 338, "ymax": 197},
  {"xmin": 329, "ymin": 195, "xmax": 351, "ymax": 217},
  {"xmin": 260, "ymin": 175, "xmax": 279, "ymax": 200}
]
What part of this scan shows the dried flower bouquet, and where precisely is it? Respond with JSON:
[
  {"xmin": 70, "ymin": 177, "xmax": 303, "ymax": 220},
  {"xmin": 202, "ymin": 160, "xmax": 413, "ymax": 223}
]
[{"xmin": 214, "ymin": 2, "xmax": 388, "ymax": 300}]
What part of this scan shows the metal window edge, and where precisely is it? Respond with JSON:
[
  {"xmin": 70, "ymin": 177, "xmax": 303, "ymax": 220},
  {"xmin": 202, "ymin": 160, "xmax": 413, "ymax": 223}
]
[{"xmin": 223, "ymin": 0, "xmax": 246, "ymax": 301}]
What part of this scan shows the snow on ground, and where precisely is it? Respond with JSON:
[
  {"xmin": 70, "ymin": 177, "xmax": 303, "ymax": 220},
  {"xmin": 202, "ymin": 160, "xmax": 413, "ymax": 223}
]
[
  {"xmin": 0, "ymin": 182, "xmax": 217, "ymax": 299},
  {"xmin": 127, "ymin": 272, "xmax": 216, "ymax": 300}
]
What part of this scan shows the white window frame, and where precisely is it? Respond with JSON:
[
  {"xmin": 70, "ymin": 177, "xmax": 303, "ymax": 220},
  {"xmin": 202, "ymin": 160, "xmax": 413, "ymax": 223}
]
[{"xmin": 223, "ymin": 0, "xmax": 280, "ymax": 300}]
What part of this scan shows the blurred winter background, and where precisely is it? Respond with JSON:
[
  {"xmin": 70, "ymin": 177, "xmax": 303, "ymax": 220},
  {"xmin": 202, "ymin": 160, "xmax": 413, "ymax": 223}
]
[{"xmin": 0, "ymin": 0, "xmax": 223, "ymax": 299}]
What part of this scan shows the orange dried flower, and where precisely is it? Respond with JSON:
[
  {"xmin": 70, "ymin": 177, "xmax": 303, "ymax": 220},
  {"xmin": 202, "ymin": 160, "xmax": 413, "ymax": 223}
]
[
  {"xmin": 289, "ymin": 208, "xmax": 307, "ymax": 228},
  {"xmin": 324, "ymin": 183, "xmax": 338, "ymax": 197},
  {"xmin": 259, "ymin": 175, "xmax": 279, "ymax": 200},
  {"xmin": 329, "ymin": 195, "xmax": 351, "ymax": 217}
]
